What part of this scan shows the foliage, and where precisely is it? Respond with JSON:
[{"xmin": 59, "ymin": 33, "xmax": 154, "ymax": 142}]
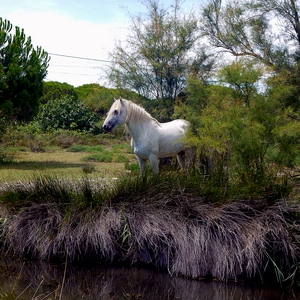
[
  {"xmin": 35, "ymin": 96, "xmax": 100, "ymax": 133},
  {"xmin": 66, "ymin": 145, "xmax": 106, "ymax": 153},
  {"xmin": 0, "ymin": 18, "xmax": 49, "ymax": 122},
  {"xmin": 176, "ymin": 60, "xmax": 300, "ymax": 187},
  {"xmin": 218, "ymin": 59, "xmax": 263, "ymax": 107},
  {"xmin": 200, "ymin": 0, "xmax": 300, "ymax": 110},
  {"xmin": 74, "ymin": 83, "xmax": 146, "ymax": 117},
  {"xmin": 39, "ymin": 81, "xmax": 78, "ymax": 104},
  {"xmin": 107, "ymin": 0, "xmax": 214, "ymax": 119}
]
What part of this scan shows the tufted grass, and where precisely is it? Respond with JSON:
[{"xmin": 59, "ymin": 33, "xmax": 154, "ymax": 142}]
[{"xmin": 0, "ymin": 172, "xmax": 299, "ymax": 287}]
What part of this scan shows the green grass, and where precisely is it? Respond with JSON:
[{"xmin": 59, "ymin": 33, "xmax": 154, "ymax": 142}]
[
  {"xmin": 0, "ymin": 149, "xmax": 134, "ymax": 183},
  {"xmin": 112, "ymin": 143, "xmax": 132, "ymax": 153},
  {"xmin": 66, "ymin": 145, "xmax": 106, "ymax": 152},
  {"xmin": 114, "ymin": 155, "xmax": 130, "ymax": 164}
]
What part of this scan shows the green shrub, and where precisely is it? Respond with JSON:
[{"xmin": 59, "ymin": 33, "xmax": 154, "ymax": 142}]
[
  {"xmin": 67, "ymin": 145, "xmax": 89, "ymax": 152},
  {"xmin": 35, "ymin": 96, "xmax": 100, "ymax": 133},
  {"xmin": 0, "ymin": 150, "xmax": 13, "ymax": 165}
]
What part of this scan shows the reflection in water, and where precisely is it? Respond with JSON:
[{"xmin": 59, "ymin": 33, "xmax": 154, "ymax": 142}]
[{"xmin": 0, "ymin": 260, "xmax": 298, "ymax": 300}]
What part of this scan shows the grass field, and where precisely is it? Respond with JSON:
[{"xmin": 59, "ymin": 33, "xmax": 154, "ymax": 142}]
[{"xmin": 0, "ymin": 145, "xmax": 135, "ymax": 183}]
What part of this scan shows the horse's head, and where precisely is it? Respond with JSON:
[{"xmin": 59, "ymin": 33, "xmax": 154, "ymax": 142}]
[{"xmin": 103, "ymin": 97, "xmax": 127, "ymax": 132}]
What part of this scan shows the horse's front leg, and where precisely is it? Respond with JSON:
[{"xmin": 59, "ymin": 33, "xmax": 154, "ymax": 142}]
[
  {"xmin": 136, "ymin": 156, "xmax": 147, "ymax": 175},
  {"xmin": 148, "ymin": 154, "xmax": 159, "ymax": 174}
]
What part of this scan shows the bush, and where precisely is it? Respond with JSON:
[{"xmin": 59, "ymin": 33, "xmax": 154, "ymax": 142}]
[
  {"xmin": 176, "ymin": 76, "xmax": 300, "ymax": 189},
  {"xmin": 35, "ymin": 96, "xmax": 100, "ymax": 133}
]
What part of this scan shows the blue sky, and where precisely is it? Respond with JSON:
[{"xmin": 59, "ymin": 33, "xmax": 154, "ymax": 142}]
[{"xmin": 1, "ymin": 0, "xmax": 203, "ymax": 86}]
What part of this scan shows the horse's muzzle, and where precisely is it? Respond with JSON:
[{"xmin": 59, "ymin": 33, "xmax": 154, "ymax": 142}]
[{"xmin": 103, "ymin": 124, "xmax": 112, "ymax": 132}]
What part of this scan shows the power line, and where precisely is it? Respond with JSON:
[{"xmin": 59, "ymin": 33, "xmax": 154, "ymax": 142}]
[
  {"xmin": 48, "ymin": 52, "xmax": 111, "ymax": 63},
  {"xmin": 48, "ymin": 71, "xmax": 97, "ymax": 76},
  {"xmin": 50, "ymin": 64, "xmax": 101, "ymax": 69}
]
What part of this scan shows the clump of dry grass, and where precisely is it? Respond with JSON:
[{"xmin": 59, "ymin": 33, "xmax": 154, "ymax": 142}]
[{"xmin": 0, "ymin": 174, "xmax": 299, "ymax": 286}]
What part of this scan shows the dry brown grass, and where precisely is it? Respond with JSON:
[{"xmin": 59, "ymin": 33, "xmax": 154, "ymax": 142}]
[{"xmin": 0, "ymin": 174, "xmax": 299, "ymax": 286}]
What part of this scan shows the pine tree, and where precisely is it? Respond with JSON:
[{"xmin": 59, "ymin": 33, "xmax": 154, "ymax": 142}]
[{"xmin": 0, "ymin": 18, "xmax": 49, "ymax": 122}]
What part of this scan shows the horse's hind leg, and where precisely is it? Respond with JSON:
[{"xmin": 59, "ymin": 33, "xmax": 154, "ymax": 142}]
[
  {"xmin": 176, "ymin": 151, "xmax": 185, "ymax": 170},
  {"xmin": 185, "ymin": 147, "xmax": 196, "ymax": 171},
  {"xmin": 177, "ymin": 148, "xmax": 195, "ymax": 171}
]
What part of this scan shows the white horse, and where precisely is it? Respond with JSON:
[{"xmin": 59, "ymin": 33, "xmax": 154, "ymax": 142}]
[{"xmin": 103, "ymin": 97, "xmax": 191, "ymax": 174}]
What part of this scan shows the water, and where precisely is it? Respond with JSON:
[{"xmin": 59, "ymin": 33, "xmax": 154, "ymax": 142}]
[{"xmin": 0, "ymin": 260, "xmax": 298, "ymax": 300}]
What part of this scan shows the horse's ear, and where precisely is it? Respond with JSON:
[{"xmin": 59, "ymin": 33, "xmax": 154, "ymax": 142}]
[
  {"xmin": 119, "ymin": 97, "xmax": 125, "ymax": 107},
  {"xmin": 113, "ymin": 97, "xmax": 117, "ymax": 102}
]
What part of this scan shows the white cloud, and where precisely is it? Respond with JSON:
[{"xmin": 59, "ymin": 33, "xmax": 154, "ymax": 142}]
[
  {"xmin": 1, "ymin": 0, "xmax": 203, "ymax": 86},
  {"xmin": 4, "ymin": 9, "xmax": 129, "ymax": 86}
]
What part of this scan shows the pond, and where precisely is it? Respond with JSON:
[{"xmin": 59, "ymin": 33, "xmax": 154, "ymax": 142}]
[{"xmin": 0, "ymin": 260, "xmax": 299, "ymax": 300}]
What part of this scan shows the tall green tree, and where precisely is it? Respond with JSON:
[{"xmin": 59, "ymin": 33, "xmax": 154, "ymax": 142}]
[
  {"xmin": 107, "ymin": 0, "xmax": 214, "ymax": 120},
  {"xmin": 0, "ymin": 18, "xmax": 49, "ymax": 122}
]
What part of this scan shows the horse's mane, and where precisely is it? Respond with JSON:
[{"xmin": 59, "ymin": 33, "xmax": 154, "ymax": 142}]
[{"xmin": 124, "ymin": 99, "xmax": 160, "ymax": 126}]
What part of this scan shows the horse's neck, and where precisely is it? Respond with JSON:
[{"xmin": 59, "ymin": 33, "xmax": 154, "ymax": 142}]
[
  {"xmin": 125, "ymin": 102, "xmax": 158, "ymax": 140},
  {"xmin": 126, "ymin": 119, "xmax": 152, "ymax": 141}
]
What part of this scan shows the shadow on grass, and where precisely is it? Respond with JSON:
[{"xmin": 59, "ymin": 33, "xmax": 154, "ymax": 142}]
[{"xmin": 0, "ymin": 160, "xmax": 85, "ymax": 170}]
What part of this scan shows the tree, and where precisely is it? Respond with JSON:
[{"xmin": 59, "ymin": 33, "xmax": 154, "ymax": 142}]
[
  {"xmin": 175, "ymin": 59, "xmax": 300, "ymax": 186},
  {"xmin": 200, "ymin": 0, "xmax": 295, "ymax": 68},
  {"xmin": 218, "ymin": 59, "xmax": 263, "ymax": 107},
  {"xmin": 74, "ymin": 83, "xmax": 148, "ymax": 117},
  {"xmin": 107, "ymin": 0, "xmax": 214, "ymax": 120},
  {"xmin": 201, "ymin": 0, "xmax": 300, "ymax": 115},
  {"xmin": 0, "ymin": 18, "xmax": 49, "ymax": 122}
]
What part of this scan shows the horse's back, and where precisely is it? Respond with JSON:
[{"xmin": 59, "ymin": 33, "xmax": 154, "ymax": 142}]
[
  {"xmin": 159, "ymin": 119, "xmax": 189, "ymax": 137},
  {"xmin": 157, "ymin": 119, "xmax": 189, "ymax": 157}
]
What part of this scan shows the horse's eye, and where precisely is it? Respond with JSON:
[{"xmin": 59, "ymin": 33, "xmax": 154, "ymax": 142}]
[{"xmin": 114, "ymin": 109, "xmax": 118, "ymax": 115}]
